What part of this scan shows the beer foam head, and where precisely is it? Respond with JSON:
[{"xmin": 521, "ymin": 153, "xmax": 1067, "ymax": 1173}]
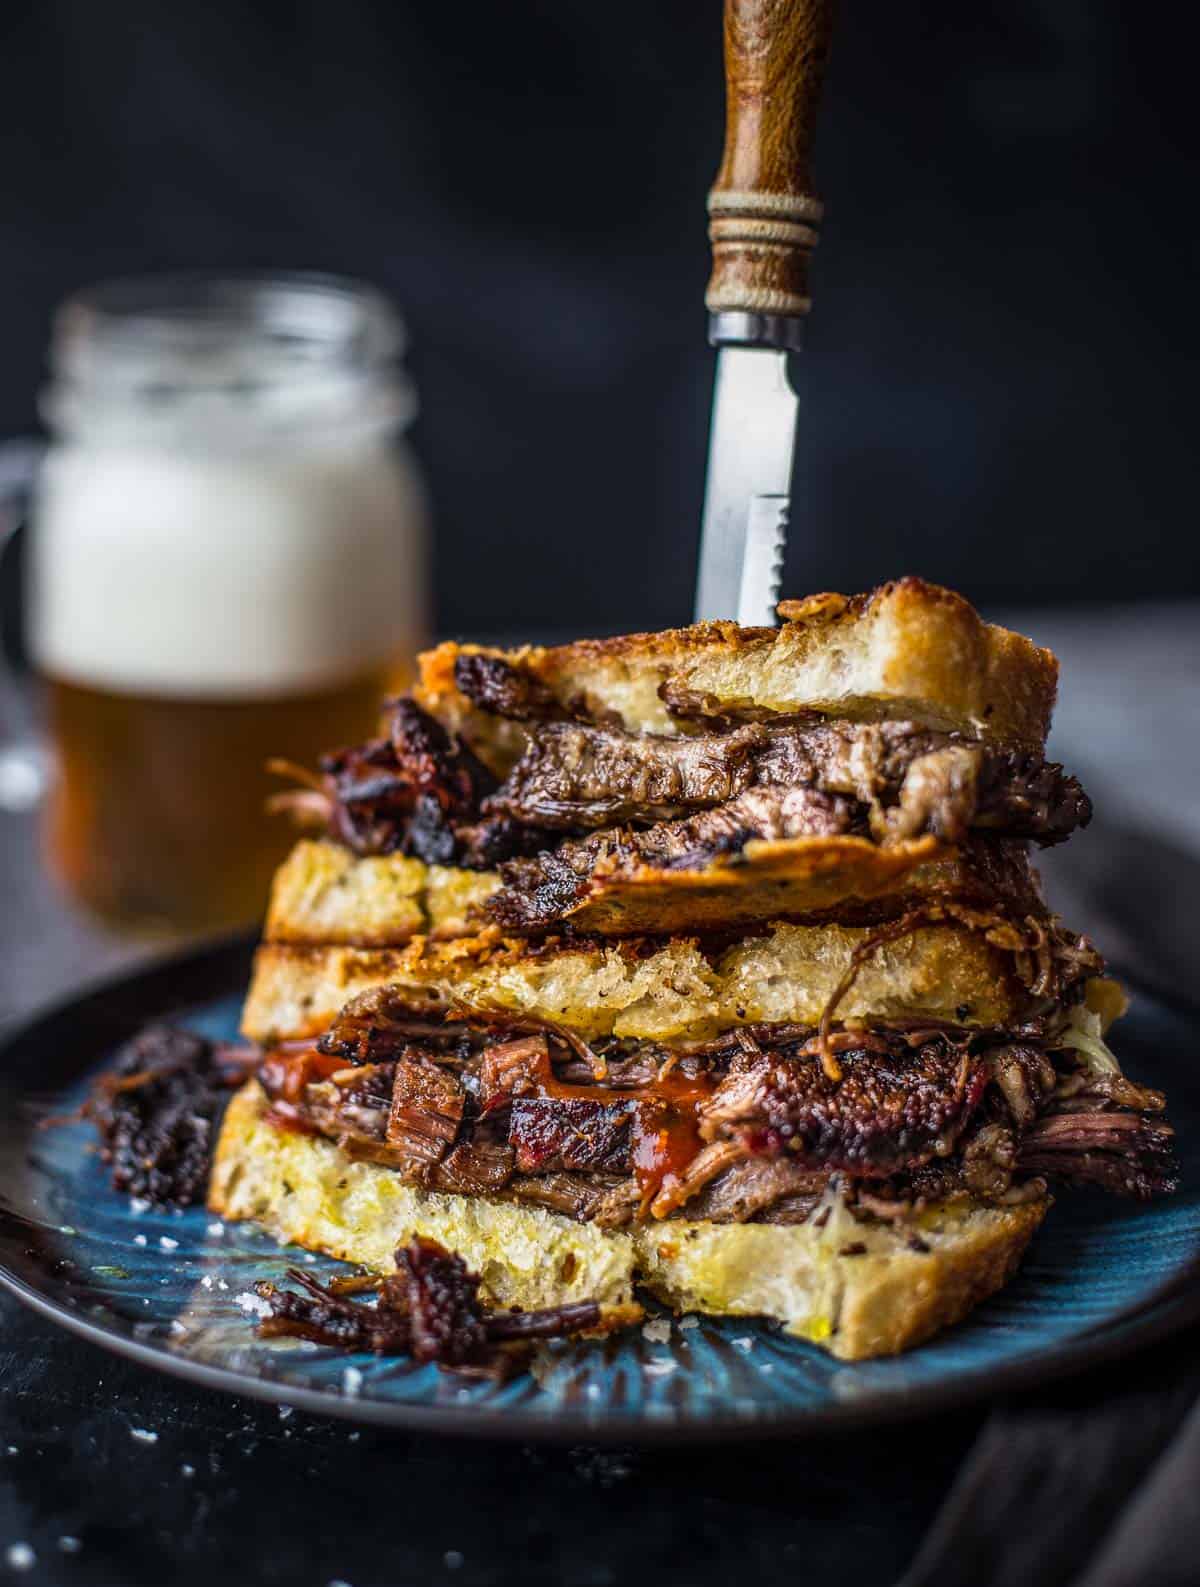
[{"xmin": 29, "ymin": 436, "xmax": 428, "ymax": 698}]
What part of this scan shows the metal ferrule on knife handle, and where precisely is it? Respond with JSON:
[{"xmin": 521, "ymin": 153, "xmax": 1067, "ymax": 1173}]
[{"xmin": 705, "ymin": 0, "xmax": 835, "ymax": 350}]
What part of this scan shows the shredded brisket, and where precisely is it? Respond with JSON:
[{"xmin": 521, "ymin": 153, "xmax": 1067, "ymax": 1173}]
[
  {"xmin": 256, "ymin": 1000, "xmax": 1179, "ymax": 1226},
  {"xmin": 306, "ymin": 698, "xmax": 552, "ymax": 868},
  {"xmin": 485, "ymin": 721, "xmax": 769, "ymax": 828},
  {"xmin": 488, "ymin": 785, "xmax": 860, "ymax": 930},
  {"xmin": 453, "ymin": 653, "xmax": 565, "ymax": 723},
  {"xmin": 255, "ymin": 1236, "xmax": 605, "ymax": 1376},
  {"xmin": 1017, "ymin": 1111, "xmax": 1179, "ymax": 1198},
  {"xmin": 85, "ymin": 1026, "xmax": 250, "ymax": 1207},
  {"xmin": 275, "ymin": 694, "xmax": 1090, "ymax": 883},
  {"xmin": 487, "ymin": 718, "xmax": 1090, "ymax": 846}
]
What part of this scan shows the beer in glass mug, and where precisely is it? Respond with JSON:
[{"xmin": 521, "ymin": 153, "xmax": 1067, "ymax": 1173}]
[{"xmin": 24, "ymin": 273, "xmax": 429, "ymax": 934}]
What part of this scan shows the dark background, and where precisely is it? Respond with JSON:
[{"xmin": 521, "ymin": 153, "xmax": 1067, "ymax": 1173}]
[{"xmin": 2, "ymin": 0, "xmax": 1195, "ymax": 636}]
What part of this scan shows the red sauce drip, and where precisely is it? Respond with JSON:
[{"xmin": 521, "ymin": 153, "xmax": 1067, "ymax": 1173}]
[
  {"xmin": 486, "ymin": 1043, "xmax": 719, "ymax": 1202},
  {"xmin": 258, "ymin": 1044, "xmax": 350, "ymax": 1135},
  {"xmin": 626, "ymin": 1071, "xmax": 716, "ymax": 1203},
  {"xmin": 259, "ymin": 1045, "xmax": 346, "ymax": 1105}
]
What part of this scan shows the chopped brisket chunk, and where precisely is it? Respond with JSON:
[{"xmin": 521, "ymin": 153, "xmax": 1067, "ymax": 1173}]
[
  {"xmin": 478, "ymin": 1036, "xmax": 553, "ymax": 1111},
  {"xmin": 399, "ymin": 1234, "xmax": 491, "ymax": 1364},
  {"xmin": 318, "ymin": 737, "xmax": 414, "ymax": 856},
  {"xmin": 509, "ymin": 1096, "xmax": 635, "ymax": 1175},
  {"xmin": 314, "ymin": 698, "xmax": 549, "ymax": 868},
  {"xmin": 682, "ymin": 1156, "xmax": 828, "ymax": 1223},
  {"xmin": 386, "ymin": 1057, "xmax": 466, "ymax": 1163},
  {"xmin": 507, "ymin": 1171, "xmax": 623, "ymax": 1221},
  {"xmin": 433, "ymin": 1139, "xmax": 516, "ymax": 1196},
  {"xmin": 453, "ymin": 653, "xmax": 563, "ymax": 722},
  {"xmin": 700, "ymin": 1041, "xmax": 986, "ymax": 1177}
]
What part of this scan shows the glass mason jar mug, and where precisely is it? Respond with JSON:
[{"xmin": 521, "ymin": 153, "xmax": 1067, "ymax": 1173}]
[{"xmin": 17, "ymin": 272, "xmax": 429, "ymax": 934}]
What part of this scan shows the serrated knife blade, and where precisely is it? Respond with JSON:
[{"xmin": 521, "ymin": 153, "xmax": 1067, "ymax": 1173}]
[
  {"xmin": 737, "ymin": 493, "xmax": 788, "ymax": 626},
  {"xmin": 694, "ymin": 344, "xmax": 799, "ymax": 623}
]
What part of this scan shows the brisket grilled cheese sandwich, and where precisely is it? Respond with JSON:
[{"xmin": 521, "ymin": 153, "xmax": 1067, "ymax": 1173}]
[{"xmin": 208, "ymin": 579, "xmax": 1177, "ymax": 1361}]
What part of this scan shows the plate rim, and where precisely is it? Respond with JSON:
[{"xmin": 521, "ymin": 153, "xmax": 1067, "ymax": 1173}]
[{"xmin": 0, "ymin": 934, "xmax": 1197, "ymax": 1445}]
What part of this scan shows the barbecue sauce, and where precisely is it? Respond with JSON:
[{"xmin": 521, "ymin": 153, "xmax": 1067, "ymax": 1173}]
[
  {"xmin": 259, "ymin": 1044, "xmax": 347, "ymax": 1133},
  {"xmin": 628, "ymin": 1072, "xmax": 716, "ymax": 1204},
  {"xmin": 258, "ymin": 1037, "xmax": 719, "ymax": 1206}
]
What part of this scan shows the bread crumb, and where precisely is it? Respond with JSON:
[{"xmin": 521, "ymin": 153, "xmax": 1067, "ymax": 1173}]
[
  {"xmin": 342, "ymin": 1366, "xmax": 363, "ymax": 1397},
  {"xmin": 641, "ymin": 1317, "xmax": 671, "ymax": 1344},
  {"xmin": 4, "ymin": 1543, "xmax": 34, "ymax": 1571},
  {"xmin": 130, "ymin": 1428, "xmax": 158, "ymax": 1443},
  {"xmin": 679, "ymin": 1315, "xmax": 700, "ymax": 1331}
]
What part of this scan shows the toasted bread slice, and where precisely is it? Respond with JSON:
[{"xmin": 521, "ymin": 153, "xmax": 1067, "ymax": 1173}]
[
  {"xmin": 417, "ymin": 579, "xmax": 1057, "ymax": 775},
  {"xmin": 264, "ymin": 839, "xmax": 500, "ymax": 947},
  {"xmin": 210, "ymin": 1081, "xmax": 1047, "ymax": 1361},
  {"xmin": 241, "ymin": 919, "xmax": 1033, "ymax": 1045}
]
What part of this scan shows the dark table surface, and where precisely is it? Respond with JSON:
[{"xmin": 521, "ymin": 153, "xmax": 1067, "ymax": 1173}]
[{"xmin": 1, "ymin": 606, "xmax": 1197, "ymax": 1586}]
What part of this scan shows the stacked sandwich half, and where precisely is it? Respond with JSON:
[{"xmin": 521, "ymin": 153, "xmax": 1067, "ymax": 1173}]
[{"xmin": 212, "ymin": 578, "xmax": 1177, "ymax": 1359}]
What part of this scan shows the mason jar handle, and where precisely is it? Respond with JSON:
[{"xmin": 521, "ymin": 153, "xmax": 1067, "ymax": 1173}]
[{"xmin": 0, "ymin": 439, "xmax": 50, "ymax": 811}]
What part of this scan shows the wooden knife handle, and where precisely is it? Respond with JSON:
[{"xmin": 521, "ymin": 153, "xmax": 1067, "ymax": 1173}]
[{"xmin": 706, "ymin": 0, "xmax": 835, "ymax": 326}]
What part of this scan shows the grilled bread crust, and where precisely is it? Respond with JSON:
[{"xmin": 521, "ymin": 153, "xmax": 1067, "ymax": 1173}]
[
  {"xmin": 416, "ymin": 579, "xmax": 1058, "ymax": 775},
  {"xmin": 210, "ymin": 1081, "xmax": 1048, "ymax": 1362},
  {"xmin": 240, "ymin": 921, "xmax": 1034, "ymax": 1045}
]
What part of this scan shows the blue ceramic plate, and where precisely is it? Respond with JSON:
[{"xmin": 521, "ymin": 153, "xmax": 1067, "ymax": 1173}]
[{"xmin": 0, "ymin": 938, "xmax": 1197, "ymax": 1443}]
